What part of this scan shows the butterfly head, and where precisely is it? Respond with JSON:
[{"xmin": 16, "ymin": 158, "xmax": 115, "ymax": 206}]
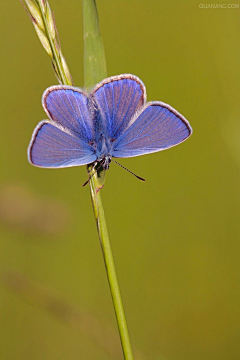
[{"xmin": 99, "ymin": 155, "xmax": 112, "ymax": 170}]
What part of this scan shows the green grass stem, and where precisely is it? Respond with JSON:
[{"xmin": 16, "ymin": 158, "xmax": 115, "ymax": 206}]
[{"xmin": 83, "ymin": 1, "xmax": 134, "ymax": 359}]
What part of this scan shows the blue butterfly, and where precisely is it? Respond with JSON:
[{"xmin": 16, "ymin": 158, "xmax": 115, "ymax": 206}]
[{"xmin": 28, "ymin": 74, "xmax": 192, "ymax": 182}]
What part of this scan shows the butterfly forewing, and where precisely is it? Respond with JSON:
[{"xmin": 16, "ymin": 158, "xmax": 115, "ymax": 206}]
[
  {"xmin": 91, "ymin": 75, "xmax": 146, "ymax": 139},
  {"xmin": 42, "ymin": 86, "xmax": 95, "ymax": 141}
]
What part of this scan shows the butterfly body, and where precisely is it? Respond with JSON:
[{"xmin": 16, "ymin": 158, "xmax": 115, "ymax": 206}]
[
  {"xmin": 88, "ymin": 110, "xmax": 114, "ymax": 164},
  {"xmin": 28, "ymin": 74, "xmax": 192, "ymax": 173}
]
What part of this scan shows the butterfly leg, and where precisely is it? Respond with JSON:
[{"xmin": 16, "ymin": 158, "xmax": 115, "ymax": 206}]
[
  {"xmin": 82, "ymin": 161, "xmax": 99, "ymax": 187},
  {"xmin": 82, "ymin": 159, "xmax": 108, "ymax": 187}
]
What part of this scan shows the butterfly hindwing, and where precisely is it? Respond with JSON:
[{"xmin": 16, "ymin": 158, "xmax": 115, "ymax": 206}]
[
  {"xmin": 28, "ymin": 120, "xmax": 96, "ymax": 168},
  {"xmin": 112, "ymin": 101, "xmax": 192, "ymax": 158}
]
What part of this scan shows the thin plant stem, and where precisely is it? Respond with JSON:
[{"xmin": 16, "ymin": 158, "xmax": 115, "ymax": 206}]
[
  {"xmin": 89, "ymin": 172, "xmax": 134, "ymax": 360},
  {"xmin": 37, "ymin": 1, "xmax": 71, "ymax": 85},
  {"xmin": 83, "ymin": 1, "xmax": 134, "ymax": 359}
]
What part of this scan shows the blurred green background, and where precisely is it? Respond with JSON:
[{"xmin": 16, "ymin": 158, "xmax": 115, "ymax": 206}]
[{"xmin": 1, "ymin": 1, "xmax": 240, "ymax": 359}]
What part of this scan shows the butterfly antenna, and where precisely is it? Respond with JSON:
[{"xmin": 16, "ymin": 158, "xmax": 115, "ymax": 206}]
[{"xmin": 111, "ymin": 159, "xmax": 145, "ymax": 182}]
